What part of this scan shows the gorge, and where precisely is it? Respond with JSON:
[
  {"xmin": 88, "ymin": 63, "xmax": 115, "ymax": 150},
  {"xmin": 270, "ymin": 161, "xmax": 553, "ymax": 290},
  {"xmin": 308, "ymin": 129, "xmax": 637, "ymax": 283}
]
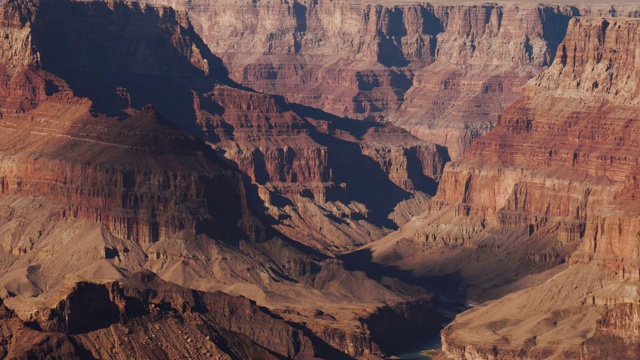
[{"xmin": 0, "ymin": 0, "xmax": 639, "ymax": 359}]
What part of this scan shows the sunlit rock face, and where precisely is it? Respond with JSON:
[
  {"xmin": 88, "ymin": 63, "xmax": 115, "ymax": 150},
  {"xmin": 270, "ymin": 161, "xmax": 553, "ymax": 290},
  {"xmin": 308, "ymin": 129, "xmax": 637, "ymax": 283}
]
[
  {"xmin": 414, "ymin": 17, "xmax": 640, "ymax": 359},
  {"xmin": 0, "ymin": 1, "xmax": 443, "ymax": 358},
  {"xmin": 142, "ymin": 0, "xmax": 640, "ymax": 159}
]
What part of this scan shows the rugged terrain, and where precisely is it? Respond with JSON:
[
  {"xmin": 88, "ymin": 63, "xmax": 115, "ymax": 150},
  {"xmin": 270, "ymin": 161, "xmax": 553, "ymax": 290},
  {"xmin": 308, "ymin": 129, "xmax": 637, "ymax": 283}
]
[
  {"xmin": 36, "ymin": 0, "xmax": 453, "ymax": 254},
  {"xmin": 2, "ymin": 0, "xmax": 640, "ymax": 359},
  {"xmin": 355, "ymin": 15, "xmax": 640, "ymax": 358},
  {"xmin": 0, "ymin": 0, "xmax": 443, "ymax": 358},
  {"xmin": 0, "ymin": 271, "xmax": 339, "ymax": 359},
  {"xmin": 142, "ymin": 0, "xmax": 640, "ymax": 160}
]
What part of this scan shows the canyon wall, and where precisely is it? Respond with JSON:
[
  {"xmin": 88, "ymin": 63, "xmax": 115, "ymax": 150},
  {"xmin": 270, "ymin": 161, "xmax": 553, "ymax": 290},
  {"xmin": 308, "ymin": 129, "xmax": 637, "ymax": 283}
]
[
  {"xmin": 0, "ymin": 0, "xmax": 452, "ymax": 254},
  {"xmin": 0, "ymin": 100, "xmax": 263, "ymax": 247},
  {"xmin": 391, "ymin": 16, "xmax": 640, "ymax": 358},
  {"xmin": 0, "ymin": 1, "xmax": 443, "ymax": 358},
  {"xmin": 0, "ymin": 97, "xmax": 439, "ymax": 358},
  {"xmin": 141, "ymin": 0, "xmax": 640, "ymax": 159}
]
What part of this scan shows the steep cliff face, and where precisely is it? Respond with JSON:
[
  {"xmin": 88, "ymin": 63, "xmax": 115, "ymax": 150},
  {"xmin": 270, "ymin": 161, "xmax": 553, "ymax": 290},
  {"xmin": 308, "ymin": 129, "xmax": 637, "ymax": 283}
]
[
  {"xmin": 30, "ymin": 0, "xmax": 220, "ymax": 135},
  {"xmin": 397, "ymin": 3, "xmax": 574, "ymax": 159},
  {"xmin": 0, "ymin": 0, "xmax": 450, "ymax": 254},
  {"xmin": 531, "ymin": 17, "xmax": 640, "ymax": 103},
  {"xmin": 0, "ymin": 1, "xmax": 442, "ymax": 358},
  {"xmin": 380, "ymin": 17, "xmax": 640, "ymax": 358},
  {"xmin": 0, "ymin": 98, "xmax": 263, "ymax": 247},
  {"xmin": 146, "ymin": 0, "xmax": 640, "ymax": 159}
]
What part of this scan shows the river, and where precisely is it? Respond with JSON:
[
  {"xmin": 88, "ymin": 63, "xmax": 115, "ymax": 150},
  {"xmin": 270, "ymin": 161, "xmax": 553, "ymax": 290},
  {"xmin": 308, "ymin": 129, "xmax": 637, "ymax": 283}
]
[{"xmin": 389, "ymin": 297, "xmax": 471, "ymax": 360}]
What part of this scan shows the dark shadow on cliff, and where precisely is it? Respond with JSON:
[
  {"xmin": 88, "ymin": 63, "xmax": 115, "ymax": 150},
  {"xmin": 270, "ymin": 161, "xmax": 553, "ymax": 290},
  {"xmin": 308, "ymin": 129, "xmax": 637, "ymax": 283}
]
[
  {"xmin": 339, "ymin": 248, "xmax": 467, "ymax": 305},
  {"xmin": 311, "ymin": 131, "xmax": 410, "ymax": 229},
  {"xmin": 408, "ymin": 144, "xmax": 448, "ymax": 196},
  {"xmin": 303, "ymin": 121, "xmax": 411, "ymax": 228},
  {"xmin": 289, "ymin": 102, "xmax": 385, "ymax": 139},
  {"xmin": 338, "ymin": 249, "xmax": 458, "ymax": 353},
  {"xmin": 378, "ymin": 36, "xmax": 409, "ymax": 68},
  {"xmin": 377, "ymin": 7, "xmax": 409, "ymax": 67},
  {"xmin": 539, "ymin": 6, "xmax": 580, "ymax": 66},
  {"xmin": 289, "ymin": 102, "xmax": 444, "ymax": 225},
  {"xmin": 364, "ymin": 298, "xmax": 441, "ymax": 354},
  {"xmin": 30, "ymin": 0, "xmax": 251, "ymax": 135}
]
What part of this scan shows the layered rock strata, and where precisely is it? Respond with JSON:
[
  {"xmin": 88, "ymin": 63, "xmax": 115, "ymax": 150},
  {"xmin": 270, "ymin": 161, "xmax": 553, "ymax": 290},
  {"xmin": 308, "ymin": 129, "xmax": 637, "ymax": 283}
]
[
  {"xmin": 0, "ymin": 79, "xmax": 437, "ymax": 360},
  {"xmin": 22, "ymin": 0, "xmax": 450, "ymax": 254},
  {"xmin": 361, "ymin": 16, "xmax": 640, "ymax": 358},
  {"xmin": 0, "ymin": 98, "xmax": 264, "ymax": 246},
  {"xmin": 140, "ymin": 0, "xmax": 640, "ymax": 159},
  {"xmin": 0, "ymin": 0, "xmax": 442, "ymax": 358},
  {"xmin": 200, "ymin": 85, "xmax": 449, "ymax": 253}
]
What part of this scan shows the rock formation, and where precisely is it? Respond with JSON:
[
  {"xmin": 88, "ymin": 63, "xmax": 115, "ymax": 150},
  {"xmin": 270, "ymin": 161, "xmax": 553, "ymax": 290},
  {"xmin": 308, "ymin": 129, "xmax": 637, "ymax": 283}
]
[
  {"xmin": 0, "ymin": 271, "xmax": 338, "ymax": 359},
  {"xmin": 20, "ymin": 0, "xmax": 451, "ymax": 255},
  {"xmin": 359, "ymin": 15, "xmax": 640, "ymax": 358},
  {"xmin": 0, "ymin": 0, "xmax": 443, "ymax": 358},
  {"xmin": 141, "ymin": 0, "xmax": 640, "ymax": 159}
]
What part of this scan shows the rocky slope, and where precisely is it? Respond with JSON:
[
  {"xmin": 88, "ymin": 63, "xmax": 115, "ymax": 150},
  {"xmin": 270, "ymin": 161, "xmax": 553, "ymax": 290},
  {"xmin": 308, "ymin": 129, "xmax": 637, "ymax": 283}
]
[
  {"xmin": 0, "ymin": 0, "xmax": 449, "ymax": 358},
  {"xmin": 0, "ymin": 92, "xmax": 443, "ymax": 357},
  {"xmin": 0, "ymin": 271, "xmax": 340, "ymax": 359},
  {"xmin": 29, "ymin": 0, "xmax": 451, "ymax": 255},
  {"xmin": 140, "ymin": 0, "xmax": 640, "ymax": 159},
  {"xmin": 357, "ymin": 16, "xmax": 640, "ymax": 359}
]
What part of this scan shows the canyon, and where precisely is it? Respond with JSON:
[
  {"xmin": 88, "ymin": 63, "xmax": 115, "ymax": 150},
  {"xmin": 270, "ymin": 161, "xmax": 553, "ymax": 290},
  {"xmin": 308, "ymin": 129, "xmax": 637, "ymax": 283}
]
[
  {"xmin": 0, "ymin": 0, "xmax": 442, "ymax": 358},
  {"xmin": 0, "ymin": 0, "xmax": 639, "ymax": 359},
  {"xmin": 145, "ymin": 0, "xmax": 640, "ymax": 159},
  {"xmin": 30, "ymin": 0, "xmax": 454, "ymax": 255},
  {"xmin": 362, "ymin": 14, "xmax": 640, "ymax": 359}
]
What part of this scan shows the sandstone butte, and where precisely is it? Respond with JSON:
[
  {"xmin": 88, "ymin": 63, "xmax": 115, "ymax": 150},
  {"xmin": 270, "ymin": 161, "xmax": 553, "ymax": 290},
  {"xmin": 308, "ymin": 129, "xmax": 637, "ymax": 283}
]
[{"xmin": 0, "ymin": 0, "xmax": 638, "ymax": 359}]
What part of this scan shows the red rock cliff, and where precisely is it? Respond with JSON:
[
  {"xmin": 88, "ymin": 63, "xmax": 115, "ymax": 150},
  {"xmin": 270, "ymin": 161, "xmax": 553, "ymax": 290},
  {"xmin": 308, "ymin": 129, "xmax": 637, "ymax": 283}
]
[
  {"xmin": 12, "ymin": 0, "xmax": 451, "ymax": 254},
  {"xmin": 0, "ymin": 1, "xmax": 443, "ymax": 358},
  {"xmin": 0, "ymin": 96, "xmax": 265, "ymax": 246},
  {"xmin": 416, "ymin": 16, "xmax": 640, "ymax": 359},
  {"xmin": 140, "ymin": 0, "xmax": 640, "ymax": 159}
]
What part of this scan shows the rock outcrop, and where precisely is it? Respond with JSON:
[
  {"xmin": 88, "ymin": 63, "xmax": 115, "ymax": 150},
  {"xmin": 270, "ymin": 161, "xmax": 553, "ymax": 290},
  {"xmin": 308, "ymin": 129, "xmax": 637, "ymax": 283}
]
[
  {"xmin": 0, "ymin": 0, "xmax": 442, "ymax": 358},
  {"xmin": 359, "ymin": 16, "xmax": 640, "ymax": 359},
  {"xmin": 141, "ymin": 0, "xmax": 640, "ymax": 159},
  {"xmin": 0, "ymin": 271, "xmax": 336, "ymax": 359}
]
